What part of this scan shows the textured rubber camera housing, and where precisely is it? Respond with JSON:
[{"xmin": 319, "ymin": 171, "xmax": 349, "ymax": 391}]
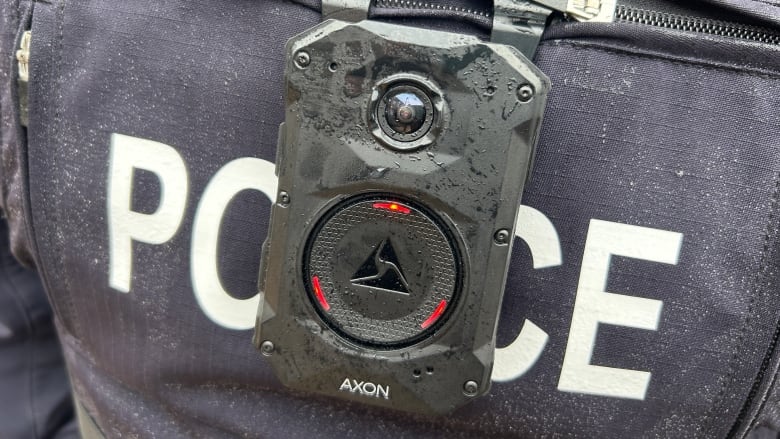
[{"xmin": 255, "ymin": 19, "xmax": 549, "ymax": 414}]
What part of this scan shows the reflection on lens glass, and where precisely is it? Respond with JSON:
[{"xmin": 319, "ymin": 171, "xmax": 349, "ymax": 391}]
[
  {"xmin": 374, "ymin": 81, "xmax": 436, "ymax": 148},
  {"xmin": 384, "ymin": 91, "xmax": 427, "ymax": 134}
]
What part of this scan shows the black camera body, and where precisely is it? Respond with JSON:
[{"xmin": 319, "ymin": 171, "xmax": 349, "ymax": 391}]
[{"xmin": 255, "ymin": 19, "xmax": 549, "ymax": 414}]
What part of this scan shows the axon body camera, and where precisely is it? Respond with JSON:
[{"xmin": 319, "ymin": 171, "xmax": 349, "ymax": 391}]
[{"xmin": 254, "ymin": 18, "xmax": 549, "ymax": 414}]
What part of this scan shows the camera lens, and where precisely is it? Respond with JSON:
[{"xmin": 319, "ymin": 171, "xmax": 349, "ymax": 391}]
[
  {"xmin": 376, "ymin": 83, "xmax": 435, "ymax": 146},
  {"xmin": 384, "ymin": 91, "xmax": 427, "ymax": 134}
]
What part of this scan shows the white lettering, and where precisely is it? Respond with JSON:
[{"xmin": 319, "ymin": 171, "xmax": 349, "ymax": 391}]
[
  {"xmin": 515, "ymin": 205, "xmax": 563, "ymax": 269},
  {"xmin": 107, "ymin": 134, "xmax": 188, "ymax": 292},
  {"xmin": 362, "ymin": 382, "xmax": 376, "ymax": 396},
  {"xmin": 493, "ymin": 320, "xmax": 548, "ymax": 382},
  {"xmin": 376, "ymin": 383, "xmax": 390, "ymax": 399},
  {"xmin": 492, "ymin": 206, "xmax": 558, "ymax": 382},
  {"xmin": 190, "ymin": 158, "xmax": 277, "ymax": 330},
  {"xmin": 557, "ymin": 219, "xmax": 682, "ymax": 400},
  {"xmin": 104, "ymin": 134, "xmax": 689, "ymax": 401},
  {"xmin": 338, "ymin": 377, "xmax": 390, "ymax": 399}
]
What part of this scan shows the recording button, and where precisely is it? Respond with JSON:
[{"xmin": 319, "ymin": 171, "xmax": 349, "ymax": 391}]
[{"xmin": 303, "ymin": 195, "xmax": 461, "ymax": 348}]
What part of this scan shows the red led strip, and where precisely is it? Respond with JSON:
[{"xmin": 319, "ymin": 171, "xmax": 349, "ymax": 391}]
[
  {"xmin": 372, "ymin": 202, "xmax": 411, "ymax": 215},
  {"xmin": 421, "ymin": 300, "xmax": 448, "ymax": 329},
  {"xmin": 312, "ymin": 275, "xmax": 330, "ymax": 312}
]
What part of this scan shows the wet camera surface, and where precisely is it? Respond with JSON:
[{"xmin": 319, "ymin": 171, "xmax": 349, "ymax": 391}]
[{"xmin": 255, "ymin": 19, "xmax": 549, "ymax": 414}]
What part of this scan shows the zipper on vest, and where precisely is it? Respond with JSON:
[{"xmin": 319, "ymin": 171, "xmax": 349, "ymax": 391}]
[
  {"xmin": 371, "ymin": 1, "xmax": 780, "ymax": 47},
  {"xmin": 372, "ymin": 0, "xmax": 617, "ymax": 24},
  {"xmin": 372, "ymin": 0, "xmax": 616, "ymax": 21},
  {"xmin": 371, "ymin": 1, "xmax": 617, "ymax": 57},
  {"xmin": 615, "ymin": 4, "xmax": 780, "ymax": 46},
  {"xmin": 373, "ymin": 0, "xmax": 493, "ymax": 17}
]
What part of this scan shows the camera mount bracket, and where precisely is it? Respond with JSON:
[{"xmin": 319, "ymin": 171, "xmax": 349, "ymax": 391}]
[
  {"xmin": 322, "ymin": 0, "xmax": 371, "ymax": 22},
  {"xmin": 492, "ymin": 0, "xmax": 616, "ymax": 58}
]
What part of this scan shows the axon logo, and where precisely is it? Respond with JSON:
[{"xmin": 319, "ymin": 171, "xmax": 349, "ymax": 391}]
[
  {"xmin": 339, "ymin": 378, "xmax": 391, "ymax": 400},
  {"xmin": 106, "ymin": 133, "xmax": 684, "ymax": 401},
  {"xmin": 350, "ymin": 238, "xmax": 410, "ymax": 295}
]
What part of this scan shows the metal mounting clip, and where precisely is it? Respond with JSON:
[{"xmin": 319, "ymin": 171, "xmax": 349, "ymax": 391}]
[
  {"xmin": 322, "ymin": 0, "xmax": 371, "ymax": 22},
  {"xmin": 491, "ymin": 0, "xmax": 616, "ymax": 59},
  {"xmin": 491, "ymin": 0, "xmax": 554, "ymax": 60}
]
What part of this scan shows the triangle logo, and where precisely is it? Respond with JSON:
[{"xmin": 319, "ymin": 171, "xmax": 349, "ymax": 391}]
[{"xmin": 351, "ymin": 238, "xmax": 410, "ymax": 295}]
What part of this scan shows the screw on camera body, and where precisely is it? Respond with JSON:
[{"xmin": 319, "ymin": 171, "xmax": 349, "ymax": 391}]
[
  {"xmin": 260, "ymin": 341, "xmax": 275, "ymax": 356},
  {"xmin": 494, "ymin": 229, "xmax": 510, "ymax": 245},
  {"xmin": 294, "ymin": 50, "xmax": 311, "ymax": 69},
  {"xmin": 463, "ymin": 380, "xmax": 479, "ymax": 397},
  {"xmin": 517, "ymin": 84, "xmax": 534, "ymax": 102},
  {"xmin": 278, "ymin": 191, "xmax": 291, "ymax": 207}
]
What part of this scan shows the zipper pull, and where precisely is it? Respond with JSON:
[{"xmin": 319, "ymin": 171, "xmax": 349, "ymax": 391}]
[
  {"xmin": 15, "ymin": 31, "xmax": 31, "ymax": 127},
  {"xmin": 492, "ymin": 0, "xmax": 616, "ymax": 58}
]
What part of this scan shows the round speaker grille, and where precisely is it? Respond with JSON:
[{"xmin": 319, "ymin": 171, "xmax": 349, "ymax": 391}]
[{"xmin": 303, "ymin": 195, "xmax": 461, "ymax": 347}]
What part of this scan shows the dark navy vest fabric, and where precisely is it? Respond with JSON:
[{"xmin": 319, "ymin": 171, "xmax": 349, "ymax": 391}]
[
  {"xmin": 3, "ymin": 0, "xmax": 780, "ymax": 437},
  {"xmin": 0, "ymin": 216, "xmax": 76, "ymax": 437}
]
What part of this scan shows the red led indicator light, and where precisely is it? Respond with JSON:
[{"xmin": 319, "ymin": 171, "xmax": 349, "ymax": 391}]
[
  {"xmin": 372, "ymin": 202, "xmax": 411, "ymax": 215},
  {"xmin": 312, "ymin": 275, "xmax": 330, "ymax": 312},
  {"xmin": 421, "ymin": 300, "xmax": 448, "ymax": 329}
]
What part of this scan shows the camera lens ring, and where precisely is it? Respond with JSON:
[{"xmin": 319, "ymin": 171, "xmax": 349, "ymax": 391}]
[
  {"xmin": 377, "ymin": 84, "xmax": 434, "ymax": 142},
  {"xmin": 369, "ymin": 76, "xmax": 444, "ymax": 152}
]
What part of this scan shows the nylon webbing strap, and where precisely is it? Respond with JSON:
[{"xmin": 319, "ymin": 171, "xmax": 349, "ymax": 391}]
[
  {"xmin": 322, "ymin": 0, "xmax": 371, "ymax": 22},
  {"xmin": 318, "ymin": 0, "xmax": 552, "ymax": 60},
  {"xmin": 491, "ymin": 0, "xmax": 553, "ymax": 59}
]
